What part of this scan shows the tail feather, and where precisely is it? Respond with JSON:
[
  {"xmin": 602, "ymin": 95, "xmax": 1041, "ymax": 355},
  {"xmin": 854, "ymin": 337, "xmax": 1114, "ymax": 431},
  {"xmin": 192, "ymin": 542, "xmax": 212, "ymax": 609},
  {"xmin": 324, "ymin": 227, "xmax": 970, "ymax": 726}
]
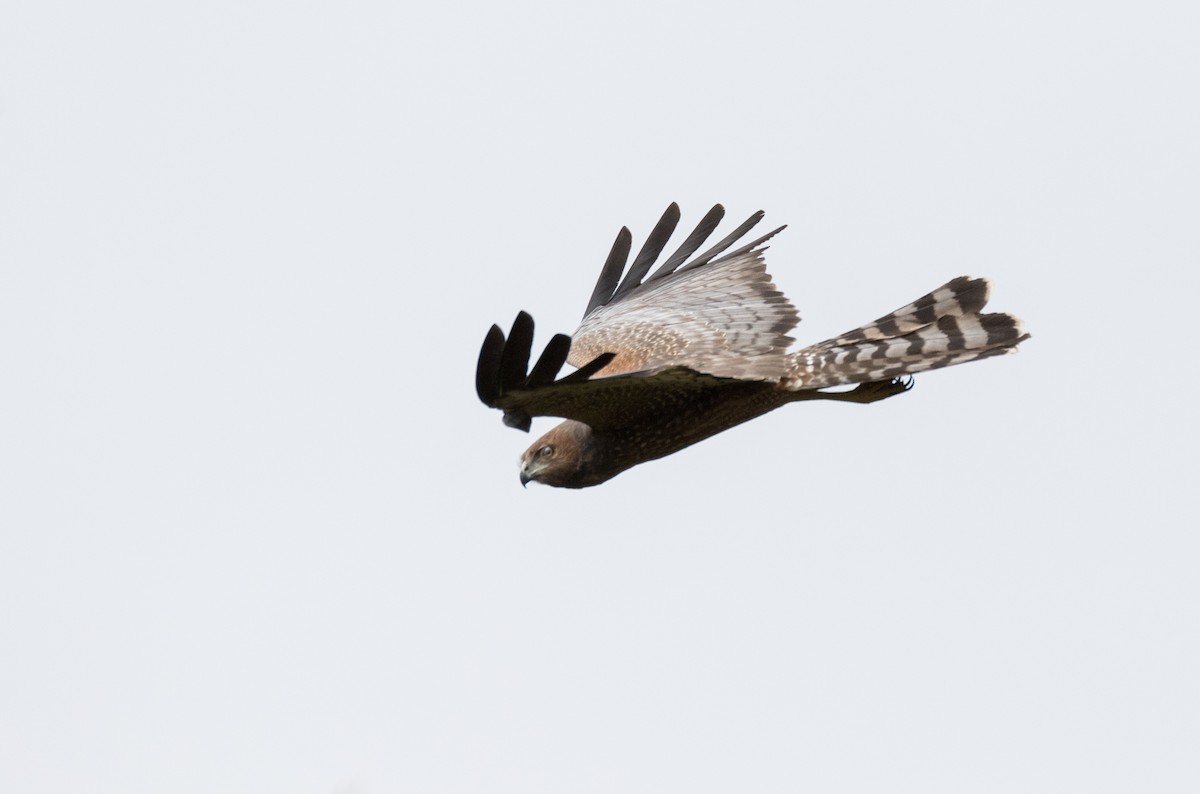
[
  {"xmin": 827, "ymin": 276, "xmax": 991, "ymax": 345},
  {"xmin": 786, "ymin": 277, "xmax": 1028, "ymax": 390}
]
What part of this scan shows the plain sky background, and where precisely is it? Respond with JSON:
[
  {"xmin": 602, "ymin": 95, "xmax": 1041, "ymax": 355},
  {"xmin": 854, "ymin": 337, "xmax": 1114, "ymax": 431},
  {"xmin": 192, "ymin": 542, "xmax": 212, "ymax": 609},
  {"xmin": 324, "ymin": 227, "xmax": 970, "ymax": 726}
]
[{"xmin": 2, "ymin": 1, "xmax": 1197, "ymax": 792}]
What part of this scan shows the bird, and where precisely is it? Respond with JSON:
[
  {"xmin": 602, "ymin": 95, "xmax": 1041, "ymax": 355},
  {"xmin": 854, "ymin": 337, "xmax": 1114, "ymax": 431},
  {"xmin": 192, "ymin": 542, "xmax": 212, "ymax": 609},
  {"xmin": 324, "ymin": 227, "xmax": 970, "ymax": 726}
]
[{"xmin": 476, "ymin": 203, "xmax": 1028, "ymax": 488}]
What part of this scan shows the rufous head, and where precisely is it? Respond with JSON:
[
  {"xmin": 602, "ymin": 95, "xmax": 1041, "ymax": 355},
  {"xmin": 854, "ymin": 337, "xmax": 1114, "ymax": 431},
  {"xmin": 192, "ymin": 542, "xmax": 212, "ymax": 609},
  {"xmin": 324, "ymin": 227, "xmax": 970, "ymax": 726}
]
[{"xmin": 519, "ymin": 421, "xmax": 596, "ymax": 488}]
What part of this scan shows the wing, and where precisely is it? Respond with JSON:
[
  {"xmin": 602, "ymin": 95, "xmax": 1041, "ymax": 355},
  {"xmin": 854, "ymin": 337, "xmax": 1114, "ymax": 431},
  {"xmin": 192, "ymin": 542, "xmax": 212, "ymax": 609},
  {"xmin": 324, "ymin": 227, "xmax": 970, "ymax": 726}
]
[
  {"xmin": 568, "ymin": 203, "xmax": 799, "ymax": 381},
  {"xmin": 476, "ymin": 311, "xmax": 732, "ymax": 432}
]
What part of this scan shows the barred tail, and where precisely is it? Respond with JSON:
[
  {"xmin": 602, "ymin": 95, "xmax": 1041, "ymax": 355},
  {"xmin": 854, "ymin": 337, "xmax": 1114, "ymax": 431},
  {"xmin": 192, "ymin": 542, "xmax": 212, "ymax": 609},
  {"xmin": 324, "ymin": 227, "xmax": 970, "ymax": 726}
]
[{"xmin": 786, "ymin": 276, "xmax": 1029, "ymax": 390}]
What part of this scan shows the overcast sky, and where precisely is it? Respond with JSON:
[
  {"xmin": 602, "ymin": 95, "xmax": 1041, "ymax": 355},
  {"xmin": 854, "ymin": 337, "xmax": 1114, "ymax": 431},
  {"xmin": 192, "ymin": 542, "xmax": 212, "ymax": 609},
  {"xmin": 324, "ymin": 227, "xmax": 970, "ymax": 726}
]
[{"xmin": 2, "ymin": 1, "xmax": 1197, "ymax": 792}]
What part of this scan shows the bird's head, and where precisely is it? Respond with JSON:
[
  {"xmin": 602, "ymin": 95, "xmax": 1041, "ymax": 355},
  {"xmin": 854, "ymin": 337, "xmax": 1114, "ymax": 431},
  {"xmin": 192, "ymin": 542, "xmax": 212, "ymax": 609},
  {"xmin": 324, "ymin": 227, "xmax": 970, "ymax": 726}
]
[{"xmin": 519, "ymin": 421, "xmax": 595, "ymax": 488}]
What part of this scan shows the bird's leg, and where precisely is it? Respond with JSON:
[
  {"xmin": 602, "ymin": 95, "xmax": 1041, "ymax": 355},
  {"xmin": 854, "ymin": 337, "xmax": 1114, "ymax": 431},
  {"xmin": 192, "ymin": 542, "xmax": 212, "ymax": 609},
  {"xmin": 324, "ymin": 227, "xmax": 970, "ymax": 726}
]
[{"xmin": 793, "ymin": 376, "xmax": 914, "ymax": 405}]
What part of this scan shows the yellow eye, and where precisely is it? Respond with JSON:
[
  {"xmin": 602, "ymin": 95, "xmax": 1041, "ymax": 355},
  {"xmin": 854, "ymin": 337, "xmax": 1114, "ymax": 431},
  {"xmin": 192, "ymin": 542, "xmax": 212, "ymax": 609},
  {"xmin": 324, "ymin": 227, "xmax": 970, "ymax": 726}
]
[{"xmin": 538, "ymin": 445, "xmax": 554, "ymax": 458}]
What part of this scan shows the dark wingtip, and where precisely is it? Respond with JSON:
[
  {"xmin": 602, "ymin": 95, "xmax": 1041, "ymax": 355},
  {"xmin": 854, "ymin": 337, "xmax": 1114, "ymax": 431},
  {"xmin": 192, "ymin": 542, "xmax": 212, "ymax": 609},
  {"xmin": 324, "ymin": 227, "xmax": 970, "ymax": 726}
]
[
  {"xmin": 612, "ymin": 203, "xmax": 683, "ymax": 301},
  {"xmin": 702, "ymin": 223, "xmax": 788, "ymax": 269},
  {"xmin": 475, "ymin": 324, "xmax": 506, "ymax": 405},
  {"xmin": 498, "ymin": 311, "xmax": 535, "ymax": 392},
  {"xmin": 503, "ymin": 410, "xmax": 532, "ymax": 432},
  {"xmin": 527, "ymin": 332, "xmax": 573, "ymax": 388},
  {"xmin": 648, "ymin": 204, "xmax": 727, "ymax": 280},
  {"xmin": 479, "ymin": 314, "xmax": 587, "ymax": 431},
  {"xmin": 669, "ymin": 210, "xmax": 769, "ymax": 274},
  {"xmin": 559, "ymin": 351, "xmax": 617, "ymax": 384},
  {"xmin": 584, "ymin": 226, "xmax": 633, "ymax": 317}
]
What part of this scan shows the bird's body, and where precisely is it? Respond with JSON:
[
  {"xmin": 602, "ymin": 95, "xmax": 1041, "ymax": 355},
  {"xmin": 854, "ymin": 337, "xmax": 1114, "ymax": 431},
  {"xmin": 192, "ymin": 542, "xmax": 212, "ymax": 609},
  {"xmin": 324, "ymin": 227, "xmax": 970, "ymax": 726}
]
[
  {"xmin": 477, "ymin": 204, "xmax": 1028, "ymax": 488},
  {"xmin": 530, "ymin": 380, "xmax": 781, "ymax": 487}
]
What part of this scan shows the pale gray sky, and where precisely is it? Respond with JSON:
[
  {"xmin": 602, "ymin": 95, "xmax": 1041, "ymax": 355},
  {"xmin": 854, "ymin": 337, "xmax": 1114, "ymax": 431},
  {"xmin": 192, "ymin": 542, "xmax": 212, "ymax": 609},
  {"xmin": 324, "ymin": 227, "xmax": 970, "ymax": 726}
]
[{"xmin": 2, "ymin": 1, "xmax": 1197, "ymax": 792}]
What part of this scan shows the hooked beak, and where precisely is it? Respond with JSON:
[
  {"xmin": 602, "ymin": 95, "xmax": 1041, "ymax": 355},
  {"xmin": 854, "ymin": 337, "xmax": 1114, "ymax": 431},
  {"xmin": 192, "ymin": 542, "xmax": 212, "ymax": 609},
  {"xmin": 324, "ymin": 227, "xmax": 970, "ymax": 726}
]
[{"xmin": 520, "ymin": 470, "xmax": 531, "ymax": 488}]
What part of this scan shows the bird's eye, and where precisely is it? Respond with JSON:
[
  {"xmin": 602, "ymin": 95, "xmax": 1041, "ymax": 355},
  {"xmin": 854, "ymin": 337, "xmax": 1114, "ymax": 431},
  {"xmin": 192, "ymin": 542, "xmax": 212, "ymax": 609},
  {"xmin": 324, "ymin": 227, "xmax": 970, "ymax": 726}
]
[{"xmin": 538, "ymin": 445, "xmax": 554, "ymax": 458}]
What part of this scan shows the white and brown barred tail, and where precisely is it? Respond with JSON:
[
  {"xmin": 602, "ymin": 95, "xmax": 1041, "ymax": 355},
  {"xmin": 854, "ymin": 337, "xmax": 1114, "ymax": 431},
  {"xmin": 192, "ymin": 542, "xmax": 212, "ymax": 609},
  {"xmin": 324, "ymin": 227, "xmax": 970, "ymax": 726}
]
[{"xmin": 785, "ymin": 276, "xmax": 1029, "ymax": 390}]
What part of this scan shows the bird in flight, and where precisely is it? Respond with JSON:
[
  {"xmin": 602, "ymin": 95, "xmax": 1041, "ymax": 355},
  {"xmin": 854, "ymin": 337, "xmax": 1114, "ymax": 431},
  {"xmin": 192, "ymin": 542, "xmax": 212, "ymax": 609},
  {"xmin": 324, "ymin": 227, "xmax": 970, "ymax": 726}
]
[{"xmin": 476, "ymin": 203, "xmax": 1028, "ymax": 488}]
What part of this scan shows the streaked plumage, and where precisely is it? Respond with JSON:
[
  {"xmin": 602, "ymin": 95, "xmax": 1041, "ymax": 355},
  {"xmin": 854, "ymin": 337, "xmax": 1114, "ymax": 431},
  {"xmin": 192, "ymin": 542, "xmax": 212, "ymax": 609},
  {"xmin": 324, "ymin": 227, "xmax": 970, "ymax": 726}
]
[{"xmin": 476, "ymin": 204, "xmax": 1029, "ymax": 488}]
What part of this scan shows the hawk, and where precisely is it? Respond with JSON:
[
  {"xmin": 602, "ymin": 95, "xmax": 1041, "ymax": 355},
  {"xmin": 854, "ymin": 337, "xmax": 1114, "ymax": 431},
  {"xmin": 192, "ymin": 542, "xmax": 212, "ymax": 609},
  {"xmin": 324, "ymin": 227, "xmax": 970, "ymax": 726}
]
[{"xmin": 476, "ymin": 203, "xmax": 1028, "ymax": 488}]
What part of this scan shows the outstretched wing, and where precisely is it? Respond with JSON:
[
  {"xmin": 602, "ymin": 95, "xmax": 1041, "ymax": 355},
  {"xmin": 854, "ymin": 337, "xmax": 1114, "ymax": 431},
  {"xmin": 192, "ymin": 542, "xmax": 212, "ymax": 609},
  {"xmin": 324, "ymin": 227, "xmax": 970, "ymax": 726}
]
[
  {"xmin": 476, "ymin": 311, "xmax": 732, "ymax": 433},
  {"xmin": 568, "ymin": 204, "xmax": 799, "ymax": 381}
]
